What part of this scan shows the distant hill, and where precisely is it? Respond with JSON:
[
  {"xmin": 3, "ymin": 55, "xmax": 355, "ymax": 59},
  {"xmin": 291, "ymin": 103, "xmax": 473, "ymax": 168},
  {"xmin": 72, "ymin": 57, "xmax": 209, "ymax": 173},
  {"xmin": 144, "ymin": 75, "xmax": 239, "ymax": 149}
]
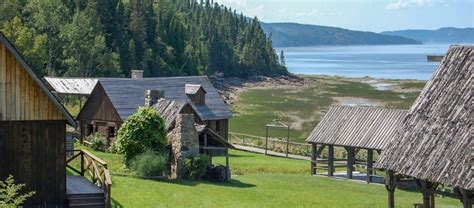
[
  {"xmin": 261, "ymin": 22, "xmax": 421, "ymax": 47},
  {"xmin": 381, "ymin": 27, "xmax": 474, "ymax": 44}
]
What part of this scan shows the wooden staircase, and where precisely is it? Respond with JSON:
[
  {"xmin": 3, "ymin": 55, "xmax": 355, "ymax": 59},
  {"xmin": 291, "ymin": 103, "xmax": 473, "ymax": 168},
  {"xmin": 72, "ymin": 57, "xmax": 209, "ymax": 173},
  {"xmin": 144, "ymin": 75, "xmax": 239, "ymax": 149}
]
[{"xmin": 66, "ymin": 149, "xmax": 112, "ymax": 208}]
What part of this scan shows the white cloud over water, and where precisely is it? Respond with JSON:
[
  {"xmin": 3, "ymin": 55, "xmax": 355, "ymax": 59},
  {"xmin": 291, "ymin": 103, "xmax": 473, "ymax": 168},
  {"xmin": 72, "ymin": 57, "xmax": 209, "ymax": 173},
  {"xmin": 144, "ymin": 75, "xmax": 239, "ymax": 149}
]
[{"xmin": 385, "ymin": 0, "xmax": 434, "ymax": 10}]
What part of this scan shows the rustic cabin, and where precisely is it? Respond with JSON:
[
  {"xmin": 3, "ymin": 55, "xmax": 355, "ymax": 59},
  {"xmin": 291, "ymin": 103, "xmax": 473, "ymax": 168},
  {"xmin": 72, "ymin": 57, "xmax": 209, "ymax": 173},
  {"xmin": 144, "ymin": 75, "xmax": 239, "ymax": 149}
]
[
  {"xmin": 44, "ymin": 77, "xmax": 98, "ymax": 109},
  {"xmin": 71, "ymin": 74, "xmax": 232, "ymax": 145},
  {"xmin": 153, "ymin": 98, "xmax": 234, "ymax": 179},
  {"xmin": 306, "ymin": 106, "xmax": 407, "ymax": 183},
  {"xmin": 0, "ymin": 33, "xmax": 78, "ymax": 206},
  {"xmin": 375, "ymin": 45, "xmax": 473, "ymax": 208}
]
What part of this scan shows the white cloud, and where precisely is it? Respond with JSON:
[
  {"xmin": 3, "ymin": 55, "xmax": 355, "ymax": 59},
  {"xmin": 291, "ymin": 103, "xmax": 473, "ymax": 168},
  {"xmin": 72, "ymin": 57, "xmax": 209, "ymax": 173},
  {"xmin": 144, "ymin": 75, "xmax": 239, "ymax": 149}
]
[{"xmin": 385, "ymin": 0, "xmax": 434, "ymax": 10}]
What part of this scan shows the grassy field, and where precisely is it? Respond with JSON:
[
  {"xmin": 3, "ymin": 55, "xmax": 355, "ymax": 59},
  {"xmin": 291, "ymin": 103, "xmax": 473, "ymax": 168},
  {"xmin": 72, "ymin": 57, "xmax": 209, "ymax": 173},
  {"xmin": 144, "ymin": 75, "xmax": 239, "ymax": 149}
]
[
  {"xmin": 76, "ymin": 147, "xmax": 460, "ymax": 208},
  {"xmin": 230, "ymin": 76, "xmax": 426, "ymax": 142}
]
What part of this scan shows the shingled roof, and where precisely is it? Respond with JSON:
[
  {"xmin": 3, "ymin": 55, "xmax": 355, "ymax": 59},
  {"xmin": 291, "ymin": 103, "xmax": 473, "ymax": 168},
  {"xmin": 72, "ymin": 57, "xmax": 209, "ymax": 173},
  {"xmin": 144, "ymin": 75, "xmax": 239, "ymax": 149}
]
[
  {"xmin": 306, "ymin": 106, "xmax": 407, "ymax": 150},
  {"xmin": 152, "ymin": 99, "xmax": 196, "ymax": 131},
  {"xmin": 375, "ymin": 45, "xmax": 473, "ymax": 190},
  {"xmin": 44, "ymin": 77, "xmax": 98, "ymax": 95},
  {"xmin": 98, "ymin": 76, "xmax": 231, "ymax": 121}
]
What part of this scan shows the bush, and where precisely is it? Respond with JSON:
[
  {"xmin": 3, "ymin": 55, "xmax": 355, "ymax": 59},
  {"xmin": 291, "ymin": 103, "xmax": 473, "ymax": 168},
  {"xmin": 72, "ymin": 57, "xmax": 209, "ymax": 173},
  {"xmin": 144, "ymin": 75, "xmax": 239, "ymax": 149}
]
[
  {"xmin": 115, "ymin": 107, "xmax": 167, "ymax": 165},
  {"xmin": 0, "ymin": 175, "xmax": 35, "ymax": 207},
  {"xmin": 183, "ymin": 155, "xmax": 211, "ymax": 180},
  {"xmin": 88, "ymin": 133, "xmax": 107, "ymax": 151},
  {"xmin": 130, "ymin": 151, "xmax": 168, "ymax": 177}
]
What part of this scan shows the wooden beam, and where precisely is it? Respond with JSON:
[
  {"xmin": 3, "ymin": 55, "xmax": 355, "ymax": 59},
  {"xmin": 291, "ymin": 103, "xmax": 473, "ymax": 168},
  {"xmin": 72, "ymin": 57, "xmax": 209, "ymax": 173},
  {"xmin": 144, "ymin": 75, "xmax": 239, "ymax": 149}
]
[
  {"xmin": 367, "ymin": 149, "xmax": 373, "ymax": 183},
  {"xmin": 328, "ymin": 145, "xmax": 334, "ymax": 176},
  {"xmin": 385, "ymin": 170, "xmax": 396, "ymax": 208},
  {"xmin": 416, "ymin": 179, "xmax": 437, "ymax": 208}
]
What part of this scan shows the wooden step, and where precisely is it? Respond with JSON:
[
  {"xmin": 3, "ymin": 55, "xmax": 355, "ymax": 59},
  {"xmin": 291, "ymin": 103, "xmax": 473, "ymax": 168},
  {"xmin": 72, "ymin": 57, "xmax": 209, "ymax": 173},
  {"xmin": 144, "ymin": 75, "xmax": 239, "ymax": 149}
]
[
  {"xmin": 68, "ymin": 196, "xmax": 105, "ymax": 204},
  {"xmin": 68, "ymin": 202, "xmax": 105, "ymax": 208}
]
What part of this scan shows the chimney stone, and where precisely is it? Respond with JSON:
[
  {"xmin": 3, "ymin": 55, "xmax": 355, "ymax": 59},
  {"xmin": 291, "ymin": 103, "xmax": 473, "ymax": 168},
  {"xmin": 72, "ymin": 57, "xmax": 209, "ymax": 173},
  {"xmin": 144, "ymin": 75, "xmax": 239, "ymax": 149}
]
[{"xmin": 144, "ymin": 90, "xmax": 164, "ymax": 107}]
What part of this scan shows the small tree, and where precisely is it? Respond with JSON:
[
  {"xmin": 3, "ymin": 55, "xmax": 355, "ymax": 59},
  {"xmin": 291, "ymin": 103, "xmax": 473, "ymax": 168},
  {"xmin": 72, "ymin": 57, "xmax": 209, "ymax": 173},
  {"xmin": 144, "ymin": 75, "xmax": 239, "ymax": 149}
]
[
  {"xmin": 115, "ymin": 107, "xmax": 167, "ymax": 165},
  {"xmin": 0, "ymin": 175, "xmax": 35, "ymax": 207}
]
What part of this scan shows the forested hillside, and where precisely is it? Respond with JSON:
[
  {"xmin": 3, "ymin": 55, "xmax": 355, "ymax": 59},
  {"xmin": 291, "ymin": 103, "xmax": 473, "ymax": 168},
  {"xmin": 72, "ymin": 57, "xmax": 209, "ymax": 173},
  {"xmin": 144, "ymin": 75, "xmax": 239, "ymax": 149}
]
[
  {"xmin": 381, "ymin": 27, "xmax": 474, "ymax": 44},
  {"xmin": 261, "ymin": 22, "xmax": 421, "ymax": 47},
  {"xmin": 0, "ymin": 0, "xmax": 287, "ymax": 77}
]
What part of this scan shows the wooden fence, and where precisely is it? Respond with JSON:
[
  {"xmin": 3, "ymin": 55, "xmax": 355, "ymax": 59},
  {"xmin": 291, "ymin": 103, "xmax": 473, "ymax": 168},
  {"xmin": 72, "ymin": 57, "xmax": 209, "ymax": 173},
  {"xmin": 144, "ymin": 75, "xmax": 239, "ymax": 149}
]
[
  {"xmin": 66, "ymin": 149, "xmax": 112, "ymax": 207},
  {"xmin": 229, "ymin": 132, "xmax": 312, "ymax": 156}
]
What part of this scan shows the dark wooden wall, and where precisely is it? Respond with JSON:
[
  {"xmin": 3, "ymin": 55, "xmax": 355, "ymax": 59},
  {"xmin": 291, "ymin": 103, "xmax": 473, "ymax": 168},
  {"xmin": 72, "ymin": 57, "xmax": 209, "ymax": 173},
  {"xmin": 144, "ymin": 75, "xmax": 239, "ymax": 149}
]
[
  {"xmin": 0, "ymin": 120, "xmax": 67, "ymax": 206},
  {"xmin": 207, "ymin": 119, "xmax": 229, "ymax": 140}
]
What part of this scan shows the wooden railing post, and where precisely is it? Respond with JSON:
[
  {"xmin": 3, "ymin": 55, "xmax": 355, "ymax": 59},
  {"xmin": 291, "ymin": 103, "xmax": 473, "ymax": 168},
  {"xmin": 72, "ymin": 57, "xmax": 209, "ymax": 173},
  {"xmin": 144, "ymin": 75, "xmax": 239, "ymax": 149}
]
[{"xmin": 80, "ymin": 151, "xmax": 84, "ymax": 176}]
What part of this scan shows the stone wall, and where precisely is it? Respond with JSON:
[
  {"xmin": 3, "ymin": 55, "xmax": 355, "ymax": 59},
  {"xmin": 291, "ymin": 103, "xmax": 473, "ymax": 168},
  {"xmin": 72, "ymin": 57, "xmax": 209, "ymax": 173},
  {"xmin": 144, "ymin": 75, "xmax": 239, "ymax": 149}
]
[{"xmin": 168, "ymin": 114, "xmax": 200, "ymax": 179}]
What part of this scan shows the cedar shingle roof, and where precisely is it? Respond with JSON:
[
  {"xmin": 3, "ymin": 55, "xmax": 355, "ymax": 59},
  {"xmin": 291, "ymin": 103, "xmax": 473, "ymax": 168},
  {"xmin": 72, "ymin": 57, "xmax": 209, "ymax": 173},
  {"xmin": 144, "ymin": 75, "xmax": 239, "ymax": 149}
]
[
  {"xmin": 375, "ymin": 45, "xmax": 473, "ymax": 190},
  {"xmin": 152, "ymin": 99, "xmax": 193, "ymax": 131},
  {"xmin": 306, "ymin": 106, "xmax": 407, "ymax": 150}
]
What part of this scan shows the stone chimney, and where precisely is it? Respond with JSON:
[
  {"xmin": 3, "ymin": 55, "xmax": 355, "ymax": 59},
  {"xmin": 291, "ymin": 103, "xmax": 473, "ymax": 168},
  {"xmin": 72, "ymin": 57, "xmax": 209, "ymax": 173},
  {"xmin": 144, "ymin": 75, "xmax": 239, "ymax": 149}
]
[
  {"xmin": 169, "ymin": 114, "xmax": 200, "ymax": 179},
  {"xmin": 131, "ymin": 70, "xmax": 143, "ymax": 79},
  {"xmin": 144, "ymin": 90, "xmax": 164, "ymax": 107}
]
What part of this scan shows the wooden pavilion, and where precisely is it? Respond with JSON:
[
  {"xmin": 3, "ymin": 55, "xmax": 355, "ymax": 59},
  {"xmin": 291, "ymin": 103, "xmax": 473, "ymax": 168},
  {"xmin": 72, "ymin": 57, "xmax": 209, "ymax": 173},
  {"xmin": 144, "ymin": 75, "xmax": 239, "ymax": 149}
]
[
  {"xmin": 306, "ymin": 106, "xmax": 407, "ymax": 183},
  {"xmin": 0, "ymin": 32, "xmax": 77, "ymax": 206},
  {"xmin": 375, "ymin": 45, "xmax": 473, "ymax": 208}
]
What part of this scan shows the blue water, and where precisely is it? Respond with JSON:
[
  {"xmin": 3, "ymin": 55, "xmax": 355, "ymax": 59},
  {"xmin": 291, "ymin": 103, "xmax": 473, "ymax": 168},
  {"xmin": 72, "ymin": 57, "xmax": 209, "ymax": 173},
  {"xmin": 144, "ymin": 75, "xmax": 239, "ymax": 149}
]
[{"xmin": 278, "ymin": 44, "xmax": 451, "ymax": 80}]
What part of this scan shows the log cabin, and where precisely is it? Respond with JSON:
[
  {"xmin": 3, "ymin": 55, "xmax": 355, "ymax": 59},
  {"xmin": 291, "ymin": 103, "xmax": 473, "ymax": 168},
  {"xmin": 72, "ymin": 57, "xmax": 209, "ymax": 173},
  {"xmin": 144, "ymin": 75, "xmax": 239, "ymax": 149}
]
[
  {"xmin": 375, "ymin": 45, "xmax": 473, "ymax": 208},
  {"xmin": 0, "ymin": 32, "xmax": 76, "ymax": 206},
  {"xmin": 72, "ymin": 74, "xmax": 232, "ymax": 145}
]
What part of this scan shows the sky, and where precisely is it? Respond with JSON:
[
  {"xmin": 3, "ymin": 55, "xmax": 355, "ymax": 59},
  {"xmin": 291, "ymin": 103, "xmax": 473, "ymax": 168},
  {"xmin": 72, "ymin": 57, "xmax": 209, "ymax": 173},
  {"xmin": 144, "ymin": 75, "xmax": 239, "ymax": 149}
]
[{"xmin": 214, "ymin": 0, "xmax": 474, "ymax": 32}]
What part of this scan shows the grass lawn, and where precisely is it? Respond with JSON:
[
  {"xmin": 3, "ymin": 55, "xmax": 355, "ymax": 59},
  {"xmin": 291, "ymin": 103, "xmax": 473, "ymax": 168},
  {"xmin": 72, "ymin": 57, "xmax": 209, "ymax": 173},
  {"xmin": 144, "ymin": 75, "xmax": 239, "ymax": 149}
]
[
  {"xmin": 230, "ymin": 76, "xmax": 425, "ymax": 142},
  {"xmin": 78, "ymin": 147, "xmax": 460, "ymax": 207}
]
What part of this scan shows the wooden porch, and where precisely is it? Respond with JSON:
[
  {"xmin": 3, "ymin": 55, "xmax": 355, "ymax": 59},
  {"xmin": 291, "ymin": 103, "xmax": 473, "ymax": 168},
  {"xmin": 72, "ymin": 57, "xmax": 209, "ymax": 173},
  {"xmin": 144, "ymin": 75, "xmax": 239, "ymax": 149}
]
[{"xmin": 66, "ymin": 149, "xmax": 112, "ymax": 208}]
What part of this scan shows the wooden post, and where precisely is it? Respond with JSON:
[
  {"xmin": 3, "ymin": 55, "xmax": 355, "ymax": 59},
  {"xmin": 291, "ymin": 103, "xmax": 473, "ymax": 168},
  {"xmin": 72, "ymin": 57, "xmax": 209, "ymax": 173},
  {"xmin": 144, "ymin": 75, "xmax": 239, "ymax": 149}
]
[
  {"xmin": 417, "ymin": 180, "xmax": 437, "ymax": 208},
  {"xmin": 367, "ymin": 149, "xmax": 373, "ymax": 183},
  {"xmin": 80, "ymin": 151, "xmax": 84, "ymax": 176},
  {"xmin": 328, "ymin": 145, "xmax": 334, "ymax": 176},
  {"xmin": 385, "ymin": 170, "xmax": 396, "ymax": 208},
  {"xmin": 286, "ymin": 125, "xmax": 290, "ymax": 158},
  {"xmin": 460, "ymin": 189, "xmax": 473, "ymax": 208},
  {"xmin": 204, "ymin": 133, "xmax": 208, "ymax": 155},
  {"xmin": 346, "ymin": 147, "xmax": 354, "ymax": 179},
  {"xmin": 225, "ymin": 149, "xmax": 230, "ymax": 179},
  {"xmin": 311, "ymin": 143, "xmax": 317, "ymax": 175},
  {"xmin": 265, "ymin": 126, "xmax": 269, "ymax": 155}
]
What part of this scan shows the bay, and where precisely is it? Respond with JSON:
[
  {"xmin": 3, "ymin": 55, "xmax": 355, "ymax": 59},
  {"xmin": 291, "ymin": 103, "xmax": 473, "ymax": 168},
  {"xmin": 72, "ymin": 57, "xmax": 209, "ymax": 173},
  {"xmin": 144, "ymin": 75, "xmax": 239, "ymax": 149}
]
[{"xmin": 278, "ymin": 44, "xmax": 452, "ymax": 80}]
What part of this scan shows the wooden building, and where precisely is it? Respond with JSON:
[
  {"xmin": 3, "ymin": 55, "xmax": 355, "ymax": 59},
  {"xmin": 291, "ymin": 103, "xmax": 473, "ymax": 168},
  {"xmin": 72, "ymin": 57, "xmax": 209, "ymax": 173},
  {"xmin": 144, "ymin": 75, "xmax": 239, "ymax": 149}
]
[
  {"xmin": 306, "ymin": 106, "xmax": 407, "ymax": 183},
  {"xmin": 0, "ymin": 32, "xmax": 76, "ymax": 206},
  {"xmin": 375, "ymin": 45, "xmax": 473, "ymax": 208},
  {"xmin": 72, "ymin": 76, "xmax": 232, "ymax": 144}
]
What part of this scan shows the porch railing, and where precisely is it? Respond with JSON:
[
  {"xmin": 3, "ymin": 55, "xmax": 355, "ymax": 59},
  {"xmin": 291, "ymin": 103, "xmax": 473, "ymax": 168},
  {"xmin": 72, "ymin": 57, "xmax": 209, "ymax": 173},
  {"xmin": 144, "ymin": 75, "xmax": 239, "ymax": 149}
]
[
  {"xmin": 229, "ymin": 132, "xmax": 312, "ymax": 156},
  {"xmin": 66, "ymin": 149, "xmax": 112, "ymax": 207}
]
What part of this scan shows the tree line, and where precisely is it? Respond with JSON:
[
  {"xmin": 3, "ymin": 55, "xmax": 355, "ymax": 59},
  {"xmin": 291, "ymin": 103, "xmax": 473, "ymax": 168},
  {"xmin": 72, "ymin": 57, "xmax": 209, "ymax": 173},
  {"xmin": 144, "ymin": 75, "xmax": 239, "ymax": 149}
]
[{"xmin": 0, "ymin": 0, "xmax": 287, "ymax": 78}]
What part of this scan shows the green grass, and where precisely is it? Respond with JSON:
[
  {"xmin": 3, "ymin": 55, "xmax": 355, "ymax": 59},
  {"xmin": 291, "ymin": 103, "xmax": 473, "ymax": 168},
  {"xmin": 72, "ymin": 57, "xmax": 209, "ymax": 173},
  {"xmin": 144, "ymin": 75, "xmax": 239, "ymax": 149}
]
[
  {"xmin": 77, "ymin": 148, "xmax": 460, "ymax": 207},
  {"xmin": 398, "ymin": 82, "xmax": 427, "ymax": 89},
  {"xmin": 230, "ymin": 76, "xmax": 422, "ymax": 142}
]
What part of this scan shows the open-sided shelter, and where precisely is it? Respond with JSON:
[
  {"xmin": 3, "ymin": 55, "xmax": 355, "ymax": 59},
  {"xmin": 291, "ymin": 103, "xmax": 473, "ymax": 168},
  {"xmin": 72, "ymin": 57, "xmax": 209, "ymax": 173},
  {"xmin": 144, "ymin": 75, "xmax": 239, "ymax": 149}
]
[
  {"xmin": 0, "ymin": 32, "xmax": 76, "ymax": 206},
  {"xmin": 375, "ymin": 46, "xmax": 473, "ymax": 208},
  {"xmin": 306, "ymin": 106, "xmax": 407, "ymax": 183}
]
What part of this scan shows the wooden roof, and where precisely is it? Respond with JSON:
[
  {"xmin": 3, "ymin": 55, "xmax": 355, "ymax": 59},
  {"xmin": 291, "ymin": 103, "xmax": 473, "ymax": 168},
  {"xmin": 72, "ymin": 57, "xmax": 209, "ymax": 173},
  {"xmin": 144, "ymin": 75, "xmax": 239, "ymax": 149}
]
[
  {"xmin": 375, "ymin": 45, "xmax": 473, "ymax": 190},
  {"xmin": 306, "ymin": 106, "xmax": 407, "ymax": 150},
  {"xmin": 44, "ymin": 77, "xmax": 98, "ymax": 95},
  {"xmin": 0, "ymin": 33, "xmax": 76, "ymax": 127},
  {"xmin": 152, "ymin": 99, "xmax": 197, "ymax": 131},
  {"xmin": 98, "ymin": 77, "xmax": 231, "ymax": 121},
  {"xmin": 185, "ymin": 84, "xmax": 206, "ymax": 94}
]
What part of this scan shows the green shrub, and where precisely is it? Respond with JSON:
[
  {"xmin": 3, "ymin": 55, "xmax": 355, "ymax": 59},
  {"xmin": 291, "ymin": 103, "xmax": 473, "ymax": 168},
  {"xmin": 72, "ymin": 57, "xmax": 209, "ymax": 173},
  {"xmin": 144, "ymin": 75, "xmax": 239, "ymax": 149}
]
[
  {"xmin": 88, "ymin": 133, "xmax": 107, "ymax": 151},
  {"xmin": 115, "ymin": 107, "xmax": 167, "ymax": 165},
  {"xmin": 130, "ymin": 151, "xmax": 168, "ymax": 177},
  {"xmin": 183, "ymin": 155, "xmax": 211, "ymax": 180},
  {"xmin": 0, "ymin": 175, "xmax": 35, "ymax": 207}
]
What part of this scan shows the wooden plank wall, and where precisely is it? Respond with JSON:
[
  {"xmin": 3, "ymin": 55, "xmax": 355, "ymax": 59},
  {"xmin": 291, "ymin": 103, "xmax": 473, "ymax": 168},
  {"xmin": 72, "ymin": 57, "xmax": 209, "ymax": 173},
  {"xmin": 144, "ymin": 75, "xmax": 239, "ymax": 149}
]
[
  {"xmin": 0, "ymin": 42, "xmax": 64, "ymax": 121},
  {"xmin": 0, "ymin": 120, "xmax": 67, "ymax": 206}
]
